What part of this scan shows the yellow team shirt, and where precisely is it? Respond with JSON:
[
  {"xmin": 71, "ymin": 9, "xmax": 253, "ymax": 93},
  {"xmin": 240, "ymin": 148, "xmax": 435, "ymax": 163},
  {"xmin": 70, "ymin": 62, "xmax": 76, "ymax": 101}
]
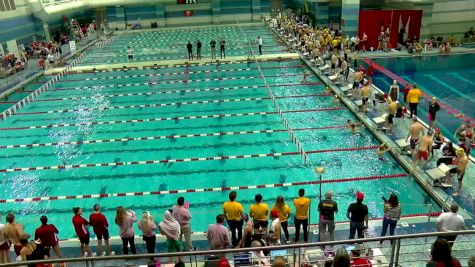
[
  {"xmin": 223, "ymin": 201, "xmax": 244, "ymax": 221},
  {"xmin": 272, "ymin": 205, "xmax": 291, "ymax": 222},
  {"xmin": 293, "ymin": 197, "xmax": 310, "ymax": 220},
  {"xmin": 407, "ymin": 88, "xmax": 422, "ymax": 103},
  {"xmin": 250, "ymin": 203, "xmax": 269, "ymax": 221}
]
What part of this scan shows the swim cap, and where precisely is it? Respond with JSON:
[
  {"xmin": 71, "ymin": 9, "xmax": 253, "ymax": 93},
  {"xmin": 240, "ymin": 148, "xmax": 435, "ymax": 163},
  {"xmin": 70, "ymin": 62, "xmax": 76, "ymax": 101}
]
[
  {"xmin": 432, "ymin": 96, "xmax": 436, "ymax": 100},
  {"xmin": 456, "ymin": 148, "xmax": 465, "ymax": 155},
  {"xmin": 356, "ymin": 191, "xmax": 364, "ymax": 200}
]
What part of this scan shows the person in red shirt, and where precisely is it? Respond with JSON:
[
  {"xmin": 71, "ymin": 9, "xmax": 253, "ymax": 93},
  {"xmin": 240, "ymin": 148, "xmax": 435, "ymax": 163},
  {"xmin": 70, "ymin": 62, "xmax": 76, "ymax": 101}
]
[
  {"xmin": 351, "ymin": 248, "xmax": 372, "ymax": 267},
  {"xmin": 72, "ymin": 207, "xmax": 92, "ymax": 257},
  {"xmin": 89, "ymin": 204, "xmax": 112, "ymax": 256},
  {"xmin": 34, "ymin": 216, "xmax": 62, "ymax": 258}
]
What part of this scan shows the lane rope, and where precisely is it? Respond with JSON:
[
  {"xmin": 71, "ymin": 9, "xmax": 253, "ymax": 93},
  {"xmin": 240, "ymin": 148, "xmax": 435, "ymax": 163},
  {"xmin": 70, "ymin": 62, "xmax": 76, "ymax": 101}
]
[
  {"xmin": 0, "ymin": 145, "xmax": 378, "ymax": 173},
  {"xmin": 0, "ymin": 173, "xmax": 406, "ymax": 203},
  {"xmin": 38, "ymin": 73, "xmax": 305, "ymax": 92},
  {"xmin": 47, "ymin": 64, "xmax": 306, "ymax": 83},
  {"xmin": 30, "ymin": 83, "xmax": 322, "ymax": 102},
  {"xmin": 0, "ymin": 125, "xmax": 347, "ymax": 149},
  {"xmin": 0, "ymin": 107, "xmax": 344, "ymax": 131},
  {"xmin": 15, "ymin": 94, "xmax": 330, "ymax": 116}
]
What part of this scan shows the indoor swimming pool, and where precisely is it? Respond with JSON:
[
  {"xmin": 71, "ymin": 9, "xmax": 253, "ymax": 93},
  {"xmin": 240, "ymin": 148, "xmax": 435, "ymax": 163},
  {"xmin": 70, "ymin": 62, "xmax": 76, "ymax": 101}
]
[{"xmin": 0, "ymin": 54, "xmax": 440, "ymax": 239}]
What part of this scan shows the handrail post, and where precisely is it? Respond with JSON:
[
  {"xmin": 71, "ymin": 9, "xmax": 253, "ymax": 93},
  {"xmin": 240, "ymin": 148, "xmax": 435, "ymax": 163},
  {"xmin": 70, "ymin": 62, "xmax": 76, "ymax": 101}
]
[
  {"xmin": 389, "ymin": 237, "xmax": 397, "ymax": 267},
  {"xmin": 394, "ymin": 238, "xmax": 402, "ymax": 267}
]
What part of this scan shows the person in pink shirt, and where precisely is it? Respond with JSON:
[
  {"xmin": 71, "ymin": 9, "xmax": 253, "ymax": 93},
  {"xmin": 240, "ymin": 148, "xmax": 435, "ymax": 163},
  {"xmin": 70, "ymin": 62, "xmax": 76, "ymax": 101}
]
[
  {"xmin": 138, "ymin": 211, "xmax": 157, "ymax": 254},
  {"xmin": 115, "ymin": 206, "xmax": 137, "ymax": 255},
  {"xmin": 172, "ymin": 197, "xmax": 193, "ymax": 251},
  {"xmin": 207, "ymin": 214, "xmax": 229, "ymax": 250},
  {"xmin": 72, "ymin": 207, "xmax": 92, "ymax": 257}
]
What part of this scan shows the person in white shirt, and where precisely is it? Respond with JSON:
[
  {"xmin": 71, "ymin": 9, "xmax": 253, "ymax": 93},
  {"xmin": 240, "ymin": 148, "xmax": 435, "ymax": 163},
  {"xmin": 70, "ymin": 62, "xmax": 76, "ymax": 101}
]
[
  {"xmin": 257, "ymin": 36, "xmax": 263, "ymax": 55},
  {"xmin": 127, "ymin": 46, "xmax": 133, "ymax": 61},
  {"xmin": 436, "ymin": 203, "xmax": 465, "ymax": 247}
]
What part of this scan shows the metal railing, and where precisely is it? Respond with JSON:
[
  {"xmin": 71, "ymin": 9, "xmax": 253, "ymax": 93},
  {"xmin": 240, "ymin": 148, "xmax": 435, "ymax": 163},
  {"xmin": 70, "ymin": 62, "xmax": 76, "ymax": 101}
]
[{"xmin": 1, "ymin": 230, "xmax": 474, "ymax": 267}]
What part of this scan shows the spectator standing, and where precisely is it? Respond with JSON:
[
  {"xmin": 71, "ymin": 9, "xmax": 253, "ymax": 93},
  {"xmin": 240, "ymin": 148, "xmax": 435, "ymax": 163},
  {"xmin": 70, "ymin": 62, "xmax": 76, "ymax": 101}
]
[
  {"xmin": 223, "ymin": 191, "xmax": 244, "ymax": 247},
  {"xmin": 210, "ymin": 39, "xmax": 217, "ymax": 59},
  {"xmin": 238, "ymin": 214, "xmax": 253, "ymax": 248},
  {"xmin": 436, "ymin": 203, "xmax": 465, "ymax": 247},
  {"xmin": 347, "ymin": 192, "xmax": 369, "ymax": 240},
  {"xmin": 187, "ymin": 41, "xmax": 193, "ymax": 60},
  {"xmin": 0, "ymin": 214, "xmax": 11, "ymax": 263},
  {"xmin": 318, "ymin": 191, "xmax": 338, "ymax": 243},
  {"xmin": 257, "ymin": 36, "xmax": 263, "ymax": 55},
  {"xmin": 34, "ymin": 216, "xmax": 62, "ymax": 258},
  {"xmin": 172, "ymin": 197, "xmax": 193, "ymax": 251},
  {"xmin": 220, "ymin": 39, "xmax": 226, "ymax": 59},
  {"xmin": 89, "ymin": 204, "xmax": 112, "ymax": 256},
  {"xmin": 196, "ymin": 40, "xmax": 202, "ymax": 60},
  {"xmin": 138, "ymin": 211, "xmax": 157, "ymax": 254},
  {"xmin": 249, "ymin": 194, "xmax": 269, "ymax": 231},
  {"xmin": 19, "ymin": 234, "xmax": 48, "ymax": 263},
  {"xmin": 293, "ymin": 188, "xmax": 310, "ymax": 242},
  {"xmin": 428, "ymin": 97, "xmax": 441, "ymax": 130},
  {"xmin": 406, "ymin": 84, "xmax": 422, "ymax": 118},
  {"xmin": 159, "ymin": 210, "xmax": 182, "ymax": 263},
  {"xmin": 115, "ymin": 207, "xmax": 137, "ymax": 255},
  {"xmin": 269, "ymin": 210, "xmax": 282, "ymax": 245},
  {"xmin": 379, "ymin": 193, "xmax": 401, "ymax": 245},
  {"xmin": 71, "ymin": 207, "xmax": 92, "ymax": 257},
  {"xmin": 207, "ymin": 214, "xmax": 229, "ymax": 250},
  {"xmin": 127, "ymin": 46, "xmax": 133, "ymax": 61},
  {"xmin": 427, "ymin": 238, "xmax": 461, "ymax": 267},
  {"xmin": 271, "ymin": 196, "xmax": 291, "ymax": 243}
]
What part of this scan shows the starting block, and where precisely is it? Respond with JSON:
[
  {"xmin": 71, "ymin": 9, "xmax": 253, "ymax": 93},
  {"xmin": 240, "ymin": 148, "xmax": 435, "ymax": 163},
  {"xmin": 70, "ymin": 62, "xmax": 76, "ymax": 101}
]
[
  {"xmin": 340, "ymin": 84, "xmax": 352, "ymax": 92},
  {"xmin": 372, "ymin": 115, "xmax": 386, "ymax": 125},
  {"xmin": 395, "ymin": 139, "xmax": 410, "ymax": 150},
  {"xmin": 319, "ymin": 64, "xmax": 330, "ymax": 71},
  {"xmin": 426, "ymin": 164, "xmax": 454, "ymax": 187}
]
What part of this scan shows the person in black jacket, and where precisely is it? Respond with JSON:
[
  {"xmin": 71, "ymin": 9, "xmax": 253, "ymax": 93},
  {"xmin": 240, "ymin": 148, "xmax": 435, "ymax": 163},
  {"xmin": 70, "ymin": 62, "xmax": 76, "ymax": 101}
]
[
  {"xmin": 196, "ymin": 40, "xmax": 202, "ymax": 60},
  {"xmin": 428, "ymin": 97, "xmax": 441, "ymax": 130},
  {"xmin": 187, "ymin": 41, "xmax": 193, "ymax": 60}
]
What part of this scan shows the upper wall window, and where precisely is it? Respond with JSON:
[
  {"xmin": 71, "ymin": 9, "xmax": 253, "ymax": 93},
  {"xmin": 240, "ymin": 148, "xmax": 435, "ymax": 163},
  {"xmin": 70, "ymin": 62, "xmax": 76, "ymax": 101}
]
[{"xmin": 0, "ymin": 0, "xmax": 16, "ymax": 12}]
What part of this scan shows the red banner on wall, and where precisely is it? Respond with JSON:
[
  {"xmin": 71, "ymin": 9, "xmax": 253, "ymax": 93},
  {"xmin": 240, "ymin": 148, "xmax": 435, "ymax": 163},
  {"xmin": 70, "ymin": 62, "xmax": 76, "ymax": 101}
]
[{"xmin": 358, "ymin": 10, "xmax": 422, "ymax": 50}]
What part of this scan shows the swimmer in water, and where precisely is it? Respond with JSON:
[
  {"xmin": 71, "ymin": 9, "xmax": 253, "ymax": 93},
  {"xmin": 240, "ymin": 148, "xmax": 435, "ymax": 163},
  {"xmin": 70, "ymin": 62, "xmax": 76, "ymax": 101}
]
[
  {"xmin": 324, "ymin": 86, "xmax": 332, "ymax": 95},
  {"xmin": 376, "ymin": 143, "xmax": 391, "ymax": 160},
  {"xmin": 301, "ymin": 71, "xmax": 311, "ymax": 82},
  {"xmin": 332, "ymin": 95, "xmax": 340, "ymax": 105},
  {"xmin": 347, "ymin": 119, "xmax": 360, "ymax": 133}
]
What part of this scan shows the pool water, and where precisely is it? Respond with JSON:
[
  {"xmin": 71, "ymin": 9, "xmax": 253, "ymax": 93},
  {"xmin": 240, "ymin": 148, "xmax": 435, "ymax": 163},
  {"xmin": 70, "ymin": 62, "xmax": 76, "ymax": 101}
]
[
  {"xmin": 369, "ymin": 53, "xmax": 475, "ymax": 156},
  {"xmin": 0, "ymin": 26, "xmax": 440, "ymax": 240},
  {"xmin": 79, "ymin": 25, "xmax": 288, "ymax": 66}
]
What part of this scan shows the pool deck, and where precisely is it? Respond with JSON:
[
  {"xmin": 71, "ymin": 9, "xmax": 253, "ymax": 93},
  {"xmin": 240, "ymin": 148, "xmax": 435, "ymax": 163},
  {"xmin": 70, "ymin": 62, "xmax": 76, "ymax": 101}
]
[
  {"xmin": 44, "ymin": 52, "xmax": 300, "ymax": 74},
  {"xmin": 270, "ymin": 25, "xmax": 475, "ymax": 220}
]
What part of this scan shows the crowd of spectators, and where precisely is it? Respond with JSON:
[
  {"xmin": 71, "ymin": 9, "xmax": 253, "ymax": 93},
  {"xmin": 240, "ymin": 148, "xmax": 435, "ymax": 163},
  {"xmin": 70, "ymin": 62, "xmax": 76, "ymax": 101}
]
[{"xmin": 0, "ymin": 188, "xmax": 469, "ymax": 267}]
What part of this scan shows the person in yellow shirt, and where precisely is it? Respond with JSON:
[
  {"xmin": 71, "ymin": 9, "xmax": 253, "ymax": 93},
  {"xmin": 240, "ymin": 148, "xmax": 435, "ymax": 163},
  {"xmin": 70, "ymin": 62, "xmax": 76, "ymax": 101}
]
[
  {"xmin": 406, "ymin": 85, "xmax": 422, "ymax": 118},
  {"xmin": 249, "ymin": 194, "xmax": 269, "ymax": 231},
  {"xmin": 223, "ymin": 191, "xmax": 244, "ymax": 247},
  {"xmin": 293, "ymin": 188, "xmax": 310, "ymax": 242},
  {"xmin": 272, "ymin": 196, "xmax": 291, "ymax": 243}
]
